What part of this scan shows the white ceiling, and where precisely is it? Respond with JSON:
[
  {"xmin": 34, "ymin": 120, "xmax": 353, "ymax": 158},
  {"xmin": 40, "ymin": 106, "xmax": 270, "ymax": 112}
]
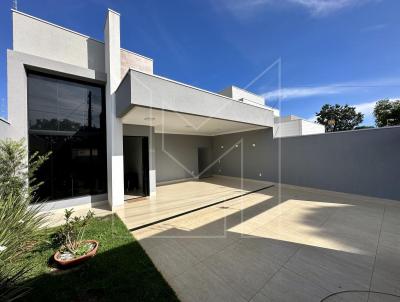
[{"xmin": 121, "ymin": 106, "xmax": 266, "ymax": 136}]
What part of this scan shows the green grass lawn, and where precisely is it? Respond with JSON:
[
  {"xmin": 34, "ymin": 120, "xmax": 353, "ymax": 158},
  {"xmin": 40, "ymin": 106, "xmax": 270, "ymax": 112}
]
[{"xmin": 17, "ymin": 214, "xmax": 179, "ymax": 302}]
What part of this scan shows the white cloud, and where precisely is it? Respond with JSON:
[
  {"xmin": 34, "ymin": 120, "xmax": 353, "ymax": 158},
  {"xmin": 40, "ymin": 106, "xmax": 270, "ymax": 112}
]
[
  {"xmin": 262, "ymin": 78, "xmax": 400, "ymax": 101},
  {"xmin": 352, "ymin": 100, "xmax": 376, "ymax": 116},
  {"xmin": 353, "ymin": 98, "xmax": 400, "ymax": 116},
  {"xmin": 307, "ymin": 115, "xmax": 317, "ymax": 122},
  {"xmin": 361, "ymin": 23, "xmax": 387, "ymax": 32},
  {"xmin": 214, "ymin": 0, "xmax": 377, "ymax": 18},
  {"xmin": 262, "ymin": 84, "xmax": 349, "ymax": 100},
  {"xmin": 288, "ymin": 0, "xmax": 372, "ymax": 16}
]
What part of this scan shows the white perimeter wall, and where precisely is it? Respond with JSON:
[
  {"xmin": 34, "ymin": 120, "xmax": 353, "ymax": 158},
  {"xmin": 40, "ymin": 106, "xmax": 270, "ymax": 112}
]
[{"xmin": 274, "ymin": 120, "xmax": 324, "ymax": 138}]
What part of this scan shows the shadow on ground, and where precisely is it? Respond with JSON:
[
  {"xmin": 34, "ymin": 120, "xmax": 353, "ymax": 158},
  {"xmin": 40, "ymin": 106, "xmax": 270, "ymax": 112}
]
[{"xmin": 18, "ymin": 215, "xmax": 179, "ymax": 302}]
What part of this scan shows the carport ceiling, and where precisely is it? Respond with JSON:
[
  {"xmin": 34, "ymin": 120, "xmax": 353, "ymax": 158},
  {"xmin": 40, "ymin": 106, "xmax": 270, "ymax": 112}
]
[{"xmin": 121, "ymin": 106, "xmax": 267, "ymax": 136}]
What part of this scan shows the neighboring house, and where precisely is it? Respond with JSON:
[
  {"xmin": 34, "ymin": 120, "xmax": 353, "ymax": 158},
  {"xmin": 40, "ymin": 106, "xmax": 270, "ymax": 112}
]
[
  {"xmin": 274, "ymin": 115, "xmax": 324, "ymax": 138},
  {"xmin": 2, "ymin": 8, "xmax": 398, "ymax": 210}
]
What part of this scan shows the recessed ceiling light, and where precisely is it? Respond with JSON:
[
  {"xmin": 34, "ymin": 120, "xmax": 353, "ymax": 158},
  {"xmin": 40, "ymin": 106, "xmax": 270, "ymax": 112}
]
[{"xmin": 144, "ymin": 117, "xmax": 155, "ymax": 121}]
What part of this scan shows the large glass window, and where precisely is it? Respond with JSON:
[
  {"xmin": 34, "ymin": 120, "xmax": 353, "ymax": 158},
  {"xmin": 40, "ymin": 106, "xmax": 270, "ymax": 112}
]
[{"xmin": 28, "ymin": 72, "xmax": 107, "ymax": 201}]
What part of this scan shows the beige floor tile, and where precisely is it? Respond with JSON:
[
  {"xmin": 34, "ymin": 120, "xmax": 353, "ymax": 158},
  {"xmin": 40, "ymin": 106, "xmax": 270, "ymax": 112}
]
[
  {"xmin": 322, "ymin": 291, "xmax": 369, "ymax": 302},
  {"xmin": 138, "ymin": 236, "xmax": 200, "ymax": 279},
  {"xmin": 367, "ymin": 293, "xmax": 400, "ymax": 302},
  {"xmin": 250, "ymin": 292, "xmax": 271, "ymax": 302},
  {"xmin": 308, "ymin": 220, "xmax": 381, "ymax": 255},
  {"xmin": 248, "ymin": 218, "xmax": 319, "ymax": 247},
  {"xmin": 323, "ymin": 291, "xmax": 400, "ymax": 302},
  {"xmin": 173, "ymin": 236, "xmax": 239, "ymax": 262},
  {"xmin": 284, "ymin": 246, "xmax": 373, "ymax": 293},
  {"xmin": 172, "ymin": 263, "xmax": 247, "ymax": 302},
  {"xmin": 203, "ymin": 242, "xmax": 282, "ymax": 300},
  {"xmin": 258, "ymin": 267, "xmax": 330, "ymax": 302},
  {"xmin": 370, "ymin": 237, "xmax": 400, "ymax": 296},
  {"xmin": 235, "ymin": 237, "xmax": 299, "ymax": 265}
]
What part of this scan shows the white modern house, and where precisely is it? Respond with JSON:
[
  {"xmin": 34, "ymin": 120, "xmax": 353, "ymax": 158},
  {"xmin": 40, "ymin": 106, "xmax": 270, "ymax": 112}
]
[{"xmin": 16, "ymin": 8, "xmax": 400, "ymax": 213}]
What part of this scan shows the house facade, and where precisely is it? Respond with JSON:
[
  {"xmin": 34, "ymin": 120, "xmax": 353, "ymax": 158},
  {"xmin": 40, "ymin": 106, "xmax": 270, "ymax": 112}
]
[{"xmin": 1, "ymin": 9, "xmax": 330, "ymax": 210}]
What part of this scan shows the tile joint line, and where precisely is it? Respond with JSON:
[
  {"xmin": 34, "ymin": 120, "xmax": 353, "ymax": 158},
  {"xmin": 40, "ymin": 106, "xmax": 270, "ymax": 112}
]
[{"xmin": 128, "ymin": 184, "xmax": 274, "ymax": 232}]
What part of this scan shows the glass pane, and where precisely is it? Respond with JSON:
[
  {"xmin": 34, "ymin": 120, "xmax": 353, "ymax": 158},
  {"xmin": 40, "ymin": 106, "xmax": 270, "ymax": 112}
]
[{"xmin": 28, "ymin": 73, "xmax": 107, "ymax": 202}]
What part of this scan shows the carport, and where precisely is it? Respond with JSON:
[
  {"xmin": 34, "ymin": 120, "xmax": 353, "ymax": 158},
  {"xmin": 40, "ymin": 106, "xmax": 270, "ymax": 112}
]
[{"xmin": 113, "ymin": 69, "xmax": 275, "ymax": 219}]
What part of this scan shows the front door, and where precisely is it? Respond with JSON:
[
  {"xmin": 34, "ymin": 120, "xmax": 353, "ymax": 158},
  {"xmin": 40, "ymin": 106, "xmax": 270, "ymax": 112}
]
[
  {"xmin": 198, "ymin": 147, "xmax": 213, "ymax": 179},
  {"xmin": 123, "ymin": 136, "xmax": 150, "ymax": 199}
]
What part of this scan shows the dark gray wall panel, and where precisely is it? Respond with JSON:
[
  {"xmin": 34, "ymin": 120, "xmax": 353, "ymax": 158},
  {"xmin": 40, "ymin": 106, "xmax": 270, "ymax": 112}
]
[
  {"xmin": 155, "ymin": 134, "xmax": 213, "ymax": 183},
  {"xmin": 212, "ymin": 127, "xmax": 400, "ymax": 201}
]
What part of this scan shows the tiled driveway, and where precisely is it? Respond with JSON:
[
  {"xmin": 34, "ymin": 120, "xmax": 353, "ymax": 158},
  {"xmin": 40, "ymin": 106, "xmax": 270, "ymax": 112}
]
[
  {"xmin": 131, "ymin": 178, "xmax": 400, "ymax": 302},
  {"xmin": 117, "ymin": 177, "xmax": 272, "ymax": 230}
]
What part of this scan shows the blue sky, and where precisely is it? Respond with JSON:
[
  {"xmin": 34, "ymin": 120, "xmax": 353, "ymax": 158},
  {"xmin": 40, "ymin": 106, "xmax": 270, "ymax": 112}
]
[{"xmin": 1, "ymin": 0, "xmax": 400, "ymax": 125}]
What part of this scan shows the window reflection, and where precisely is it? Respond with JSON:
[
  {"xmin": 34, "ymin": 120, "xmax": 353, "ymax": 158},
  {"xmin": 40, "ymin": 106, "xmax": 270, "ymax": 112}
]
[{"xmin": 28, "ymin": 73, "xmax": 107, "ymax": 201}]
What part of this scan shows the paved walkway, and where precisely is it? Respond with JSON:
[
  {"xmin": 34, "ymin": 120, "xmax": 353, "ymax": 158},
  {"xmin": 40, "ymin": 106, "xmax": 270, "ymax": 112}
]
[{"xmin": 131, "ymin": 179, "xmax": 400, "ymax": 302}]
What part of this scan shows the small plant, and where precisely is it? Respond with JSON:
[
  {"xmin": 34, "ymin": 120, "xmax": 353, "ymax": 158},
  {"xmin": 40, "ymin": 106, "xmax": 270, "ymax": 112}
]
[{"xmin": 55, "ymin": 209, "xmax": 95, "ymax": 259}]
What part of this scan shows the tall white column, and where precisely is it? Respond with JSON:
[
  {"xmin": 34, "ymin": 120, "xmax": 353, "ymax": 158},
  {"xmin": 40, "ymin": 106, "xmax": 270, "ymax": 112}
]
[{"xmin": 104, "ymin": 9, "xmax": 124, "ymax": 209}]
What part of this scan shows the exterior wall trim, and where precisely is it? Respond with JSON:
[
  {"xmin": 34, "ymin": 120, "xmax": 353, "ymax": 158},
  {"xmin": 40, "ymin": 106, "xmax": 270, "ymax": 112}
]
[
  {"xmin": 12, "ymin": 9, "xmax": 102, "ymax": 43},
  {"xmin": 121, "ymin": 48, "xmax": 153, "ymax": 61},
  {"xmin": 0, "ymin": 118, "xmax": 10, "ymax": 124},
  {"xmin": 215, "ymin": 175, "xmax": 400, "ymax": 204},
  {"xmin": 127, "ymin": 68, "xmax": 274, "ymax": 113},
  {"xmin": 273, "ymin": 124, "xmax": 400, "ymax": 140},
  {"xmin": 157, "ymin": 177, "xmax": 199, "ymax": 186},
  {"xmin": 9, "ymin": 50, "xmax": 107, "ymax": 84},
  {"xmin": 33, "ymin": 194, "xmax": 108, "ymax": 212}
]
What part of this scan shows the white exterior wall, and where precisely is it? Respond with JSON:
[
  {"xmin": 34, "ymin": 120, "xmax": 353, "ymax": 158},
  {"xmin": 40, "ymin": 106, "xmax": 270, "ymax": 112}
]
[
  {"xmin": 231, "ymin": 86, "xmax": 265, "ymax": 106},
  {"xmin": 274, "ymin": 118, "xmax": 325, "ymax": 138},
  {"xmin": 274, "ymin": 120, "xmax": 302, "ymax": 137},
  {"xmin": 0, "ymin": 119, "xmax": 10, "ymax": 139},
  {"xmin": 219, "ymin": 86, "xmax": 265, "ymax": 107},
  {"xmin": 121, "ymin": 49, "xmax": 153, "ymax": 77},
  {"xmin": 301, "ymin": 120, "xmax": 325, "ymax": 135},
  {"xmin": 105, "ymin": 10, "xmax": 124, "ymax": 209},
  {"xmin": 13, "ymin": 11, "xmax": 105, "ymax": 72},
  {"xmin": 12, "ymin": 10, "xmax": 153, "ymax": 77}
]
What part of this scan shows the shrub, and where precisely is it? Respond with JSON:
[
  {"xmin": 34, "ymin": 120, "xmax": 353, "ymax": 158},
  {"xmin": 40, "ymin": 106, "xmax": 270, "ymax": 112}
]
[{"xmin": 0, "ymin": 139, "xmax": 50, "ymax": 301}]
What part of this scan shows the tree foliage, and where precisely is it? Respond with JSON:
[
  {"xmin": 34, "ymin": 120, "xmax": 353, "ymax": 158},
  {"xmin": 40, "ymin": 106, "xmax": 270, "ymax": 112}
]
[
  {"xmin": 316, "ymin": 104, "xmax": 364, "ymax": 132},
  {"xmin": 0, "ymin": 139, "xmax": 50, "ymax": 301},
  {"xmin": 373, "ymin": 99, "xmax": 400, "ymax": 127}
]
